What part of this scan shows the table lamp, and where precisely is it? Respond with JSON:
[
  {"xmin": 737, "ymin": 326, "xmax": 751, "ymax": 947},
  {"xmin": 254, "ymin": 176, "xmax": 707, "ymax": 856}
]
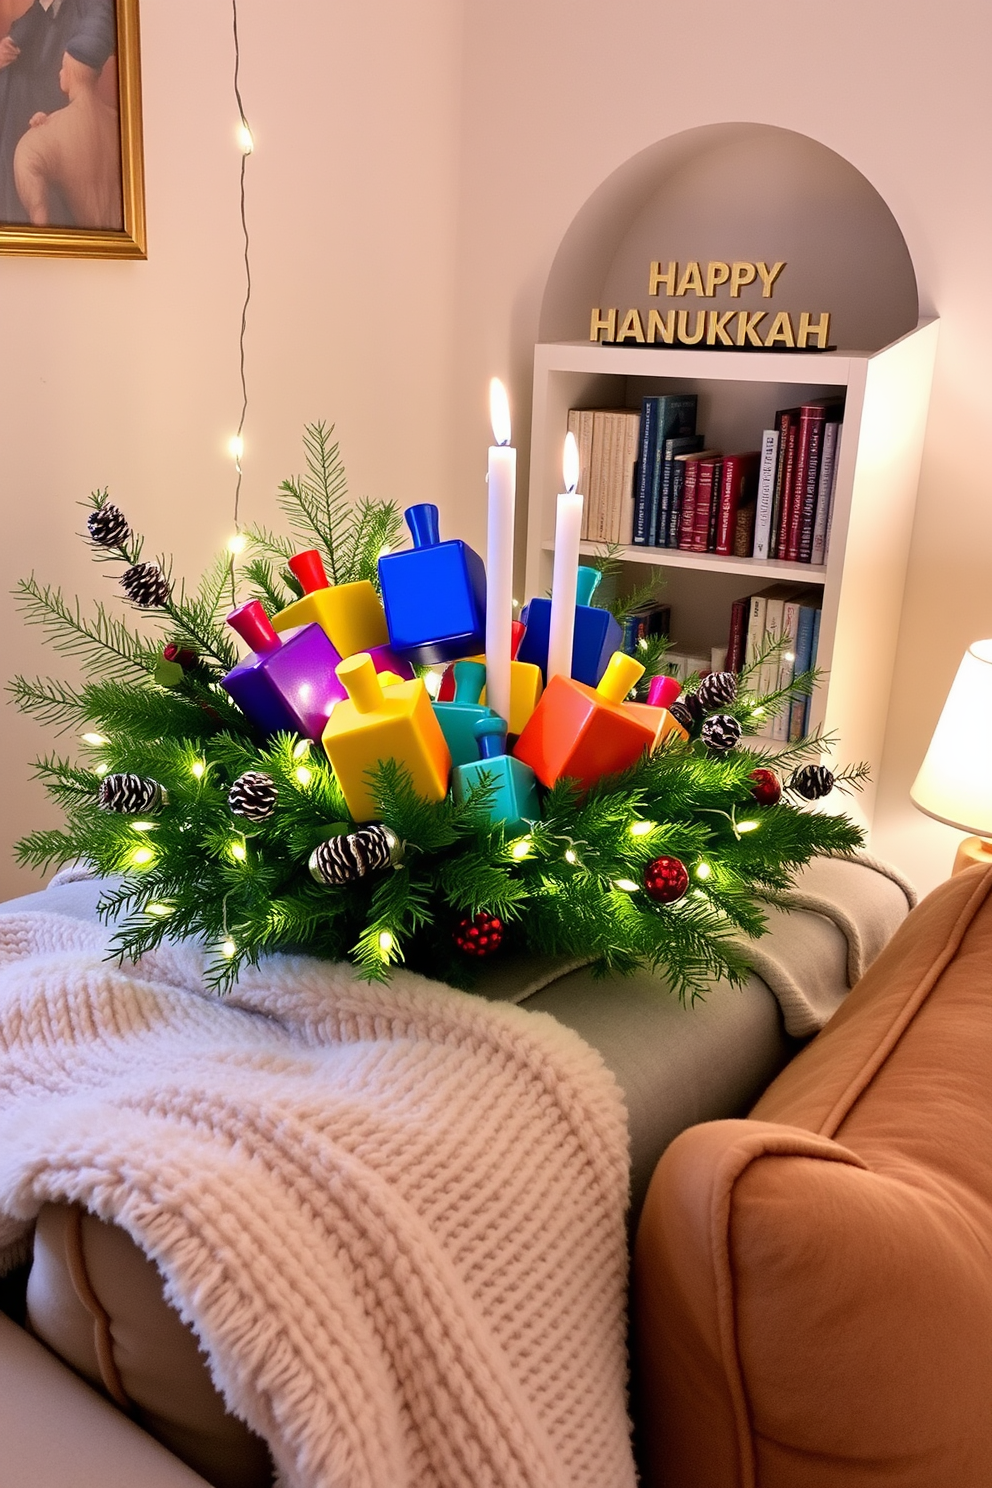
[{"xmin": 910, "ymin": 639, "xmax": 992, "ymax": 874}]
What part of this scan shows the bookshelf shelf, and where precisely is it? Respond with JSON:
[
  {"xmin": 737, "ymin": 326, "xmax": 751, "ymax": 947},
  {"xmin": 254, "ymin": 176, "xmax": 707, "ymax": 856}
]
[
  {"xmin": 542, "ymin": 539, "xmax": 826, "ymax": 585},
  {"xmin": 525, "ymin": 322, "xmax": 939, "ymax": 831}
]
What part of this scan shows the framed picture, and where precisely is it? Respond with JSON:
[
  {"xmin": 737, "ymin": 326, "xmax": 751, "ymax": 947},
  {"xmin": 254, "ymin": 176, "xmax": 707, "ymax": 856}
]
[{"xmin": 0, "ymin": 0, "xmax": 144, "ymax": 258}]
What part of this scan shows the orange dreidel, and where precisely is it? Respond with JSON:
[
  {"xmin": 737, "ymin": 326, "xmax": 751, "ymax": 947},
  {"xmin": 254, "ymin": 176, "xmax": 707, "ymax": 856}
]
[
  {"xmin": 512, "ymin": 651, "xmax": 654, "ymax": 792},
  {"xmin": 272, "ymin": 549, "xmax": 398, "ymax": 664},
  {"xmin": 436, "ymin": 623, "xmax": 543, "ymax": 736},
  {"xmin": 322, "ymin": 653, "xmax": 451, "ymax": 821},
  {"xmin": 623, "ymin": 672, "xmax": 689, "ymax": 750}
]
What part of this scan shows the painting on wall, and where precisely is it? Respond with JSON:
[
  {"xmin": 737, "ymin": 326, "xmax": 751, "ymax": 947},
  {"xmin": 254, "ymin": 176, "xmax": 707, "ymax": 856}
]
[{"xmin": 0, "ymin": 0, "xmax": 144, "ymax": 257}]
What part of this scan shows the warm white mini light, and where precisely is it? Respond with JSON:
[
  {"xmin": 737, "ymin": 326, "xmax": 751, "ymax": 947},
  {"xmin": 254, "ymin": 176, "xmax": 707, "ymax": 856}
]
[
  {"xmin": 237, "ymin": 123, "xmax": 254, "ymax": 155},
  {"xmin": 81, "ymin": 732, "xmax": 108, "ymax": 746},
  {"xmin": 221, "ymin": 939, "xmax": 237, "ymax": 959},
  {"xmin": 737, "ymin": 820, "xmax": 760, "ymax": 834},
  {"xmin": 292, "ymin": 739, "xmax": 311, "ymax": 760},
  {"xmin": 614, "ymin": 878, "xmax": 640, "ymax": 893},
  {"xmin": 294, "ymin": 765, "xmax": 313, "ymax": 787},
  {"xmin": 227, "ymin": 532, "xmax": 247, "ymax": 555},
  {"xmin": 695, "ymin": 861, "xmax": 712, "ymax": 880},
  {"xmin": 131, "ymin": 846, "xmax": 154, "ymax": 867},
  {"xmin": 564, "ymin": 848, "xmax": 578, "ymax": 865},
  {"xmin": 510, "ymin": 837, "xmax": 533, "ymax": 860},
  {"xmin": 145, "ymin": 902, "xmax": 173, "ymax": 918},
  {"xmin": 190, "ymin": 760, "xmax": 206, "ymax": 779},
  {"xmin": 228, "ymin": 435, "xmax": 244, "ymax": 462},
  {"xmin": 378, "ymin": 930, "xmax": 394, "ymax": 954},
  {"xmin": 629, "ymin": 820, "xmax": 655, "ymax": 837},
  {"xmin": 131, "ymin": 821, "xmax": 156, "ymax": 833},
  {"xmin": 230, "ymin": 839, "xmax": 247, "ymax": 862}
]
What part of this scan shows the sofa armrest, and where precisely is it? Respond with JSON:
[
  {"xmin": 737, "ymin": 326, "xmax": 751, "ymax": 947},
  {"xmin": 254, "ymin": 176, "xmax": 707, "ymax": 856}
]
[{"xmin": 0, "ymin": 1311, "xmax": 211, "ymax": 1487}]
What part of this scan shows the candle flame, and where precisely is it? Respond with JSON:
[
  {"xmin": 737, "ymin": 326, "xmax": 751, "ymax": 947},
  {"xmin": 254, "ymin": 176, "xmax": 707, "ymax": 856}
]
[
  {"xmin": 489, "ymin": 378, "xmax": 511, "ymax": 447},
  {"xmin": 562, "ymin": 431, "xmax": 580, "ymax": 493}
]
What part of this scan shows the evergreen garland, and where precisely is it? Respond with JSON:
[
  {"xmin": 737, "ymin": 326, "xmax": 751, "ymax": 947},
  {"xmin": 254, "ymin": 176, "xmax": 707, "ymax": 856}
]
[{"xmin": 9, "ymin": 422, "xmax": 868, "ymax": 999}]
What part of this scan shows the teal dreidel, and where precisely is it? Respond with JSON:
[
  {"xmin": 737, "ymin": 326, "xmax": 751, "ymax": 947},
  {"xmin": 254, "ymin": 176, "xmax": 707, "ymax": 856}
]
[
  {"xmin": 452, "ymin": 715, "xmax": 540, "ymax": 835},
  {"xmin": 432, "ymin": 660, "xmax": 494, "ymax": 766}
]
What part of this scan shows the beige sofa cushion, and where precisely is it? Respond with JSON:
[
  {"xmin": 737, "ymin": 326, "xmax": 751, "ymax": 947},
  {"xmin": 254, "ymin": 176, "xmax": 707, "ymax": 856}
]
[{"xmin": 27, "ymin": 1203, "xmax": 273, "ymax": 1488}]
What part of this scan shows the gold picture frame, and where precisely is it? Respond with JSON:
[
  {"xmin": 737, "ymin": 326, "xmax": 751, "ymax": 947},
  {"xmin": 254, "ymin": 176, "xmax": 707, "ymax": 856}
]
[{"xmin": 0, "ymin": 0, "xmax": 145, "ymax": 258}]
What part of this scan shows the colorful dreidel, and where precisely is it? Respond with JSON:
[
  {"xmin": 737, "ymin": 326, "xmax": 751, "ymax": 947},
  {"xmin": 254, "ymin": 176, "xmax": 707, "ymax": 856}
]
[
  {"xmin": 516, "ymin": 566, "xmax": 623, "ymax": 687},
  {"xmin": 222, "ymin": 599, "xmax": 345, "ymax": 741},
  {"xmin": 272, "ymin": 549, "xmax": 411, "ymax": 680},
  {"xmin": 452, "ymin": 716, "xmax": 540, "ymax": 835},
  {"xmin": 432, "ymin": 660, "xmax": 494, "ymax": 767},
  {"xmin": 512, "ymin": 651, "xmax": 654, "ymax": 792},
  {"xmin": 377, "ymin": 503, "xmax": 487, "ymax": 665},
  {"xmin": 321, "ymin": 652, "xmax": 451, "ymax": 821},
  {"xmin": 623, "ymin": 673, "xmax": 690, "ymax": 751},
  {"xmin": 435, "ymin": 622, "xmax": 544, "ymax": 737}
]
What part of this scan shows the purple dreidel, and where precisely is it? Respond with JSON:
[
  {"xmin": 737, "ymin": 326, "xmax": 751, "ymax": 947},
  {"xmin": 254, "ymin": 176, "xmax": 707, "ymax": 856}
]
[{"xmin": 222, "ymin": 599, "xmax": 345, "ymax": 741}]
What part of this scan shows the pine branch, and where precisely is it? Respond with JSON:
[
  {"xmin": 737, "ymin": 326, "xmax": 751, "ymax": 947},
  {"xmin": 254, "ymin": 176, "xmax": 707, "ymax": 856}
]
[
  {"xmin": 14, "ymin": 576, "xmax": 159, "ymax": 681},
  {"xmin": 7, "ymin": 675, "xmax": 89, "ymax": 732},
  {"xmin": 277, "ymin": 421, "xmax": 350, "ymax": 582}
]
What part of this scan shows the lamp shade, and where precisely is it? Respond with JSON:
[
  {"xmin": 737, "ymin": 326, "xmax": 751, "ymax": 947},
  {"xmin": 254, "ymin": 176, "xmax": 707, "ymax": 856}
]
[{"xmin": 911, "ymin": 640, "xmax": 992, "ymax": 835}]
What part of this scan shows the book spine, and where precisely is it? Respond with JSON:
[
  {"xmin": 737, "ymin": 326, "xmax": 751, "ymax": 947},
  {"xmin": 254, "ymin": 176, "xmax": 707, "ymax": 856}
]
[
  {"xmin": 810, "ymin": 420, "xmax": 840, "ymax": 566},
  {"xmin": 656, "ymin": 447, "xmax": 674, "ymax": 547},
  {"xmin": 788, "ymin": 604, "xmax": 818, "ymax": 740},
  {"xmin": 791, "ymin": 408, "xmax": 827, "ymax": 562},
  {"xmin": 715, "ymin": 456, "xmax": 741, "ymax": 556},
  {"xmin": 771, "ymin": 599, "xmax": 802, "ymax": 740},
  {"xmin": 632, "ymin": 398, "xmax": 658, "ymax": 546},
  {"xmin": 753, "ymin": 430, "xmax": 779, "ymax": 560},
  {"xmin": 607, "ymin": 413, "xmax": 626, "ymax": 545},
  {"xmin": 690, "ymin": 459, "xmax": 718, "ymax": 552},
  {"xmin": 705, "ymin": 458, "xmax": 723, "ymax": 551},
  {"xmin": 774, "ymin": 417, "xmax": 799, "ymax": 562},
  {"xmin": 587, "ymin": 413, "xmax": 608, "ymax": 544},
  {"xmin": 759, "ymin": 598, "xmax": 784, "ymax": 697},
  {"xmin": 667, "ymin": 460, "xmax": 687, "ymax": 547},
  {"xmin": 618, "ymin": 414, "xmax": 640, "ymax": 546},
  {"xmin": 733, "ymin": 498, "xmax": 756, "ymax": 557},
  {"xmin": 726, "ymin": 597, "xmax": 748, "ymax": 674},
  {"xmin": 678, "ymin": 459, "xmax": 701, "ymax": 549},
  {"xmin": 745, "ymin": 595, "xmax": 767, "ymax": 671}
]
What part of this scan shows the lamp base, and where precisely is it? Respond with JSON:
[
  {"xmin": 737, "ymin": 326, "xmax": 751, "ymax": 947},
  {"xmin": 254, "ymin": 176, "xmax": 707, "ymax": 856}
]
[{"xmin": 952, "ymin": 836, "xmax": 992, "ymax": 876}]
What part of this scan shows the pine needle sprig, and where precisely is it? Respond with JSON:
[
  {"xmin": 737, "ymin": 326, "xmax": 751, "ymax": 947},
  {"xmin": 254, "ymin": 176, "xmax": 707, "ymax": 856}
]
[
  {"xmin": 15, "ymin": 576, "xmax": 160, "ymax": 682},
  {"xmin": 277, "ymin": 421, "xmax": 350, "ymax": 581}
]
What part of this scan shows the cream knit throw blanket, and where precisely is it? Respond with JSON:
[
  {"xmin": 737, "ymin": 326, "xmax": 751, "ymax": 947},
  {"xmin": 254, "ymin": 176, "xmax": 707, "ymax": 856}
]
[{"xmin": 0, "ymin": 913, "xmax": 635, "ymax": 1488}]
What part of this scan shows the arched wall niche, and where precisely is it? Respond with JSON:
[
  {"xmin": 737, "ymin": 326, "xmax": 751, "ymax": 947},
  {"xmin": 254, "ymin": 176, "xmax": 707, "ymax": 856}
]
[{"xmin": 539, "ymin": 123, "xmax": 919, "ymax": 353}]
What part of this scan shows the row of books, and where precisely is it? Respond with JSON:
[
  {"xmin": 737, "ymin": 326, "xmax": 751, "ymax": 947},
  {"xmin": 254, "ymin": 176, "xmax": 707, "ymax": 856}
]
[
  {"xmin": 566, "ymin": 394, "xmax": 843, "ymax": 566},
  {"xmin": 727, "ymin": 583, "xmax": 822, "ymax": 741}
]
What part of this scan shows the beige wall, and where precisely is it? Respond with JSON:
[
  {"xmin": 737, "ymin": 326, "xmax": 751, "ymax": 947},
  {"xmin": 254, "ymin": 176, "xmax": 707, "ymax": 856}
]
[
  {"xmin": 2, "ymin": 0, "xmax": 989, "ymax": 901},
  {"xmin": 0, "ymin": 0, "xmax": 461, "ymax": 896},
  {"xmin": 447, "ymin": 0, "xmax": 992, "ymax": 898}
]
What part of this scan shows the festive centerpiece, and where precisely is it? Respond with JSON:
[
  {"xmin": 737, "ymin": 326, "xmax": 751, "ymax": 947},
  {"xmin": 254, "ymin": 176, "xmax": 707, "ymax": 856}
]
[{"xmin": 10, "ymin": 418, "xmax": 866, "ymax": 996}]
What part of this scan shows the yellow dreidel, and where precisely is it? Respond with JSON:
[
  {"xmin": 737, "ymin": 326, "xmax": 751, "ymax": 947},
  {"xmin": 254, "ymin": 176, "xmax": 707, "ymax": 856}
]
[
  {"xmin": 623, "ymin": 672, "xmax": 690, "ymax": 750},
  {"xmin": 322, "ymin": 653, "xmax": 451, "ymax": 821},
  {"xmin": 272, "ymin": 549, "xmax": 390, "ymax": 659}
]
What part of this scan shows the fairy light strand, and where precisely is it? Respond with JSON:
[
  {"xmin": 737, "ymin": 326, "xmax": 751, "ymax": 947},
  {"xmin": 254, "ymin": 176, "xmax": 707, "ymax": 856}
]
[{"xmin": 229, "ymin": 0, "xmax": 253, "ymax": 600}]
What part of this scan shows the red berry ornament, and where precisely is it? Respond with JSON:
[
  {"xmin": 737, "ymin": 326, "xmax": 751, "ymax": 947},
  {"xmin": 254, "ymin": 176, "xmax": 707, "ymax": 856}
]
[
  {"xmin": 749, "ymin": 768, "xmax": 782, "ymax": 807},
  {"xmin": 643, "ymin": 856, "xmax": 689, "ymax": 904},
  {"xmin": 453, "ymin": 912, "xmax": 505, "ymax": 957}
]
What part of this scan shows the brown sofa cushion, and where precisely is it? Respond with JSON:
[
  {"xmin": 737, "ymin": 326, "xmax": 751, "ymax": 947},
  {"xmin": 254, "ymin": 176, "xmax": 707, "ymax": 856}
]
[
  {"xmin": 632, "ymin": 863, "xmax": 992, "ymax": 1488},
  {"xmin": 26, "ymin": 1204, "xmax": 273, "ymax": 1488}
]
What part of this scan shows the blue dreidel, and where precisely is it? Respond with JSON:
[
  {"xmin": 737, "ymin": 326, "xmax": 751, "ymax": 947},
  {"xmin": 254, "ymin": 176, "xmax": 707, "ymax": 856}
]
[
  {"xmin": 378, "ymin": 503, "xmax": 487, "ymax": 666},
  {"xmin": 452, "ymin": 715, "xmax": 540, "ymax": 835},
  {"xmin": 516, "ymin": 565, "xmax": 623, "ymax": 687},
  {"xmin": 432, "ymin": 660, "xmax": 494, "ymax": 767}
]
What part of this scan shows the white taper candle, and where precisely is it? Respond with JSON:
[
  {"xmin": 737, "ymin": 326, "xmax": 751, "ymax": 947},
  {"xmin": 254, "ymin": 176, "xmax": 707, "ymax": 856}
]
[
  {"xmin": 485, "ymin": 378, "xmax": 516, "ymax": 725},
  {"xmin": 547, "ymin": 432, "xmax": 583, "ymax": 683}
]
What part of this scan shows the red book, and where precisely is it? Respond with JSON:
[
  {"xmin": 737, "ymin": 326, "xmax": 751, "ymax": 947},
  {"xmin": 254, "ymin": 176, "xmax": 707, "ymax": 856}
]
[
  {"xmin": 690, "ymin": 457, "xmax": 722, "ymax": 551},
  {"xmin": 726, "ymin": 597, "xmax": 748, "ymax": 673},
  {"xmin": 774, "ymin": 415, "xmax": 800, "ymax": 561},
  {"xmin": 785, "ymin": 405, "xmax": 828, "ymax": 562},
  {"xmin": 715, "ymin": 451, "xmax": 760, "ymax": 556},
  {"xmin": 677, "ymin": 452, "xmax": 713, "ymax": 549}
]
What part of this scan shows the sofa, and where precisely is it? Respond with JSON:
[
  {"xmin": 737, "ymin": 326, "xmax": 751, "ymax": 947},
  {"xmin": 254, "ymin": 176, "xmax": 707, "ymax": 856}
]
[
  {"xmin": 634, "ymin": 861, "xmax": 992, "ymax": 1487},
  {"xmin": 0, "ymin": 855, "xmax": 921, "ymax": 1487}
]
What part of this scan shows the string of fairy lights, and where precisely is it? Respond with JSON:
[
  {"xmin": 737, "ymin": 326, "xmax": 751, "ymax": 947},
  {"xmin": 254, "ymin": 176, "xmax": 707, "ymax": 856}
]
[{"xmin": 226, "ymin": 0, "xmax": 253, "ymax": 588}]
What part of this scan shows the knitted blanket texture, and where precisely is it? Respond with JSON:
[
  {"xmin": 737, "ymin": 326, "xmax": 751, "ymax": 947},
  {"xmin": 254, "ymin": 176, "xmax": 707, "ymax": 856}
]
[{"xmin": 0, "ymin": 913, "xmax": 635, "ymax": 1488}]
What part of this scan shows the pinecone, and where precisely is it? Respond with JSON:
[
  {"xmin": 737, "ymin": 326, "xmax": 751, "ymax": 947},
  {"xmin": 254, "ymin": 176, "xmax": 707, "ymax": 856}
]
[
  {"xmin": 696, "ymin": 670, "xmax": 739, "ymax": 711},
  {"xmin": 669, "ymin": 701, "xmax": 696, "ymax": 734},
  {"xmin": 309, "ymin": 825, "xmax": 401, "ymax": 886},
  {"xmin": 789, "ymin": 764, "xmax": 835, "ymax": 800},
  {"xmin": 701, "ymin": 714, "xmax": 743, "ymax": 752},
  {"xmin": 98, "ymin": 773, "xmax": 167, "ymax": 814},
  {"xmin": 228, "ymin": 771, "xmax": 278, "ymax": 822},
  {"xmin": 86, "ymin": 503, "xmax": 129, "ymax": 548},
  {"xmin": 120, "ymin": 562, "xmax": 171, "ymax": 609}
]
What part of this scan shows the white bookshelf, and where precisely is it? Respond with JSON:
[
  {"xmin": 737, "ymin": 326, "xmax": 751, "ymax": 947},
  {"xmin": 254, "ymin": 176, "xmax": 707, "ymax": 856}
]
[{"xmin": 525, "ymin": 322, "xmax": 939, "ymax": 831}]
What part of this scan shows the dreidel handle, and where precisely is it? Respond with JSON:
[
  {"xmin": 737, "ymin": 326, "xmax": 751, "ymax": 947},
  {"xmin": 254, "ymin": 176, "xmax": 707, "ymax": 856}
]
[
  {"xmin": 596, "ymin": 651, "xmax": 645, "ymax": 703},
  {"xmin": 288, "ymin": 549, "xmax": 329, "ymax": 595},
  {"xmin": 336, "ymin": 653, "xmax": 384, "ymax": 714}
]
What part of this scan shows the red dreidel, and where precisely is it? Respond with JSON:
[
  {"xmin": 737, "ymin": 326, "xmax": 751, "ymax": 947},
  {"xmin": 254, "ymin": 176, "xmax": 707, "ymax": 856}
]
[{"xmin": 512, "ymin": 651, "xmax": 654, "ymax": 792}]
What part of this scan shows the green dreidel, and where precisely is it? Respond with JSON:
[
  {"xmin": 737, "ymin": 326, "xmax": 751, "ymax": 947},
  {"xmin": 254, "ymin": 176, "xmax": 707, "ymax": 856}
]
[
  {"xmin": 452, "ymin": 715, "xmax": 540, "ymax": 835},
  {"xmin": 432, "ymin": 660, "xmax": 494, "ymax": 766}
]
